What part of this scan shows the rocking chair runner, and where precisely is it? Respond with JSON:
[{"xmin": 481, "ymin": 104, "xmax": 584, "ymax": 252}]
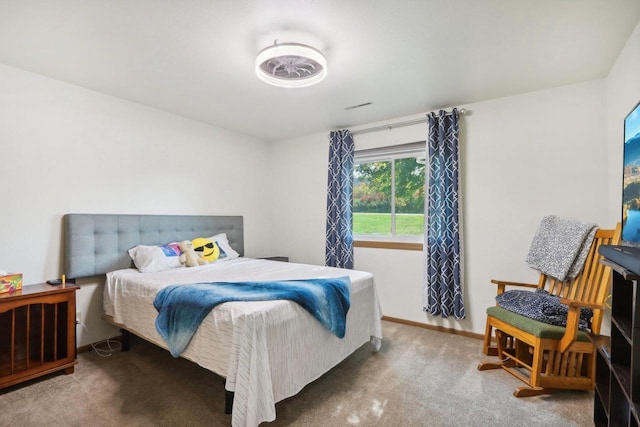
[{"xmin": 478, "ymin": 223, "xmax": 621, "ymax": 397}]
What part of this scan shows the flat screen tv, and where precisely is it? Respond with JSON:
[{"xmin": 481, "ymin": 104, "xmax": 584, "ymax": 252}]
[{"xmin": 622, "ymin": 99, "xmax": 640, "ymax": 244}]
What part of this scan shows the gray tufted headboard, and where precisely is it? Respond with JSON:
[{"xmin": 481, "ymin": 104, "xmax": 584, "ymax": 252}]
[{"xmin": 63, "ymin": 214, "xmax": 244, "ymax": 279}]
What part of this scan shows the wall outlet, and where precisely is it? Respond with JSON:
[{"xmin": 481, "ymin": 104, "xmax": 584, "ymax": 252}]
[{"xmin": 76, "ymin": 311, "xmax": 81, "ymax": 324}]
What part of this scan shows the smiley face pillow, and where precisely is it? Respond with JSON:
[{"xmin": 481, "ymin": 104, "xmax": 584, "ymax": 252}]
[{"xmin": 191, "ymin": 237, "xmax": 220, "ymax": 262}]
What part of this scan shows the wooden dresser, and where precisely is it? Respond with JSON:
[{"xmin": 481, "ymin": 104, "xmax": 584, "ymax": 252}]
[{"xmin": 0, "ymin": 283, "xmax": 78, "ymax": 389}]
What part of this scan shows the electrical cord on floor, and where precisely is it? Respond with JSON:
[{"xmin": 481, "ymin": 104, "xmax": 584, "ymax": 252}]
[{"xmin": 77, "ymin": 320, "xmax": 122, "ymax": 357}]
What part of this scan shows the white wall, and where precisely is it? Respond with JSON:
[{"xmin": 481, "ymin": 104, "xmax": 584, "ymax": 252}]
[
  {"xmin": 269, "ymin": 80, "xmax": 610, "ymax": 335},
  {"xmin": 0, "ymin": 64, "xmax": 272, "ymax": 346},
  {"xmin": 606, "ymin": 20, "xmax": 640, "ymax": 223},
  {"xmin": 599, "ymin": 21, "xmax": 640, "ymax": 334}
]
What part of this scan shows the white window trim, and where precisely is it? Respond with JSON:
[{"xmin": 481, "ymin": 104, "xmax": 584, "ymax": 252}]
[
  {"xmin": 353, "ymin": 233, "xmax": 423, "ymax": 243},
  {"xmin": 354, "ymin": 141, "xmax": 426, "ymax": 163}
]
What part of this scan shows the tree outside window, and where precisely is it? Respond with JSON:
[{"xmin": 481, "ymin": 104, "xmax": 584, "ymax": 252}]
[{"xmin": 353, "ymin": 154, "xmax": 425, "ymax": 239}]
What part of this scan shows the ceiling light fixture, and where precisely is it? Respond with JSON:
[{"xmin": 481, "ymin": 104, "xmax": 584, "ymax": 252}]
[{"xmin": 255, "ymin": 42, "xmax": 327, "ymax": 88}]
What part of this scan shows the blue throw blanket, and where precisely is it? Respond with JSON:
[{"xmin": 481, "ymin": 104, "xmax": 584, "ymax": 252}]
[{"xmin": 154, "ymin": 277, "xmax": 351, "ymax": 357}]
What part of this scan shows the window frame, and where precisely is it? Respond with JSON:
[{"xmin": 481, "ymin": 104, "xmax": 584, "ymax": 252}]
[{"xmin": 353, "ymin": 141, "xmax": 426, "ymax": 249}]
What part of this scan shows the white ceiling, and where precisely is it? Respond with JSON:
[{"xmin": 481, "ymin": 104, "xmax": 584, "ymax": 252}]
[{"xmin": 1, "ymin": 0, "xmax": 639, "ymax": 142}]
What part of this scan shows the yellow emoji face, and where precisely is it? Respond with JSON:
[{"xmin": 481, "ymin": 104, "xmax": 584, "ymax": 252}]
[{"xmin": 192, "ymin": 237, "xmax": 220, "ymax": 262}]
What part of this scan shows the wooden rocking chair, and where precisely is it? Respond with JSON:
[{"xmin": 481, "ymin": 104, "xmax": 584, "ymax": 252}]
[{"xmin": 477, "ymin": 223, "xmax": 621, "ymax": 397}]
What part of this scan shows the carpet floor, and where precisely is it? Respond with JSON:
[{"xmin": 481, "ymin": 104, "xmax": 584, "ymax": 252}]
[{"xmin": 1, "ymin": 320, "xmax": 593, "ymax": 426}]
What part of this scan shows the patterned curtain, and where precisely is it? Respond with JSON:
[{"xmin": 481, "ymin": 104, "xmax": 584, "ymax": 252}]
[
  {"xmin": 423, "ymin": 109, "xmax": 465, "ymax": 319},
  {"xmin": 325, "ymin": 129, "xmax": 354, "ymax": 269}
]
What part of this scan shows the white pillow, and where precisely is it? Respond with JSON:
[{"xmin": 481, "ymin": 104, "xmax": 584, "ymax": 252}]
[
  {"xmin": 209, "ymin": 233, "xmax": 240, "ymax": 260},
  {"xmin": 128, "ymin": 243, "xmax": 182, "ymax": 273}
]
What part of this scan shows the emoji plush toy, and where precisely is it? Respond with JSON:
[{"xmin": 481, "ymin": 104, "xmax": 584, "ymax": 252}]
[
  {"xmin": 192, "ymin": 237, "xmax": 220, "ymax": 262},
  {"xmin": 178, "ymin": 240, "xmax": 208, "ymax": 267}
]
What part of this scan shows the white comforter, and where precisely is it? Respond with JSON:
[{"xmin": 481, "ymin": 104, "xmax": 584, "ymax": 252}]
[{"xmin": 104, "ymin": 258, "xmax": 383, "ymax": 427}]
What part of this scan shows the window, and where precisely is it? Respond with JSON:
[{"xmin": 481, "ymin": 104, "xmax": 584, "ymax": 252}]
[{"xmin": 353, "ymin": 142, "xmax": 426, "ymax": 245}]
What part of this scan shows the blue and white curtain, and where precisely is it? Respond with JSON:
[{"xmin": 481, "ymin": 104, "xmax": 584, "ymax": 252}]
[
  {"xmin": 325, "ymin": 129, "xmax": 354, "ymax": 269},
  {"xmin": 423, "ymin": 109, "xmax": 465, "ymax": 319}
]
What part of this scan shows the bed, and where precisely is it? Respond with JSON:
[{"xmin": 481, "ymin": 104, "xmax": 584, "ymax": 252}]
[{"xmin": 63, "ymin": 214, "xmax": 383, "ymax": 427}]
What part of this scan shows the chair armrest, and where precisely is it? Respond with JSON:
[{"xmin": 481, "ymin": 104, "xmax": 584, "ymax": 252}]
[
  {"xmin": 559, "ymin": 305, "xmax": 583, "ymax": 352},
  {"xmin": 490, "ymin": 279, "xmax": 539, "ymax": 295},
  {"xmin": 557, "ymin": 299, "xmax": 606, "ymax": 352},
  {"xmin": 559, "ymin": 299, "xmax": 605, "ymax": 310}
]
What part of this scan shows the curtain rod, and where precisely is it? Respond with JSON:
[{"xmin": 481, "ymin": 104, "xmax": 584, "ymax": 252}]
[{"xmin": 350, "ymin": 108, "xmax": 465, "ymax": 136}]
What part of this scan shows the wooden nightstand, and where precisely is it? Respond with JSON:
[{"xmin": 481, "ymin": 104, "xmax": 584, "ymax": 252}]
[{"xmin": 0, "ymin": 283, "xmax": 78, "ymax": 389}]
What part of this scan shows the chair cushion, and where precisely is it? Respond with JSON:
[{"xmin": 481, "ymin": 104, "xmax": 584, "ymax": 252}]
[{"xmin": 487, "ymin": 306, "xmax": 591, "ymax": 342}]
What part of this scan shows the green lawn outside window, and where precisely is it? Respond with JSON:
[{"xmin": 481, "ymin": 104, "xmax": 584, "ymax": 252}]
[{"xmin": 353, "ymin": 213, "xmax": 424, "ymax": 236}]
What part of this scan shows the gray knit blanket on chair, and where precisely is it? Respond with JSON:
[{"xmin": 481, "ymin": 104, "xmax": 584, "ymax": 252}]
[{"xmin": 525, "ymin": 215, "xmax": 598, "ymax": 281}]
